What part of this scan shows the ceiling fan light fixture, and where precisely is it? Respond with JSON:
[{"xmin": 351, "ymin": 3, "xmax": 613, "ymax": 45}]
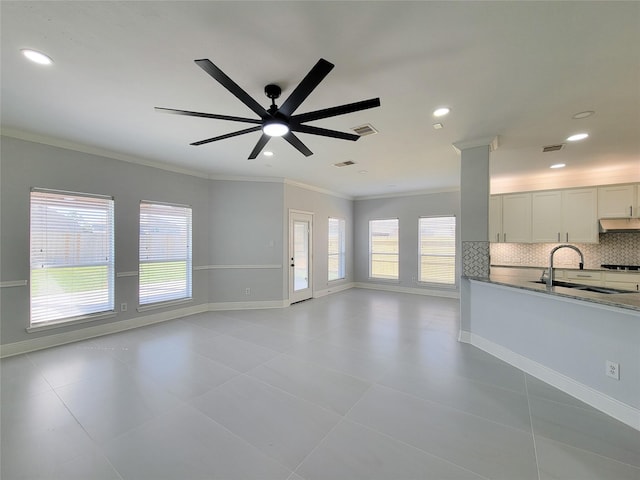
[{"xmin": 263, "ymin": 120, "xmax": 289, "ymax": 137}]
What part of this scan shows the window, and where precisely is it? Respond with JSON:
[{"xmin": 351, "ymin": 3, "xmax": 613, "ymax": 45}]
[
  {"xmin": 328, "ymin": 217, "xmax": 345, "ymax": 281},
  {"xmin": 369, "ymin": 218, "xmax": 399, "ymax": 279},
  {"xmin": 419, "ymin": 216, "xmax": 456, "ymax": 285},
  {"xmin": 30, "ymin": 188, "xmax": 114, "ymax": 326},
  {"xmin": 139, "ymin": 202, "xmax": 192, "ymax": 306}
]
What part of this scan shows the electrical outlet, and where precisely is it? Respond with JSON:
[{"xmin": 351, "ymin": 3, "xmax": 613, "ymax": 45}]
[
  {"xmin": 606, "ymin": 360, "xmax": 620, "ymax": 380},
  {"xmin": 121, "ymin": 303, "xmax": 127, "ymax": 312},
  {"xmin": 245, "ymin": 288, "xmax": 251, "ymax": 295}
]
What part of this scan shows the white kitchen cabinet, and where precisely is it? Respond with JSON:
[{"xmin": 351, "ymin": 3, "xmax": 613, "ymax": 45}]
[
  {"xmin": 532, "ymin": 191, "xmax": 563, "ymax": 242},
  {"xmin": 489, "ymin": 194, "xmax": 532, "ymax": 243},
  {"xmin": 637, "ymin": 185, "xmax": 640, "ymax": 218},
  {"xmin": 532, "ymin": 188, "xmax": 598, "ymax": 243},
  {"xmin": 501, "ymin": 193, "xmax": 532, "ymax": 243},
  {"xmin": 563, "ymin": 188, "xmax": 598, "ymax": 243},
  {"xmin": 604, "ymin": 271, "xmax": 640, "ymax": 292},
  {"xmin": 489, "ymin": 195, "xmax": 503, "ymax": 242},
  {"xmin": 598, "ymin": 184, "xmax": 637, "ymax": 218},
  {"xmin": 565, "ymin": 270, "xmax": 602, "ymax": 286}
]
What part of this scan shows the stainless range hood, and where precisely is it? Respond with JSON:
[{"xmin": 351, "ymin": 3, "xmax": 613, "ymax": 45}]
[{"xmin": 599, "ymin": 217, "xmax": 640, "ymax": 233}]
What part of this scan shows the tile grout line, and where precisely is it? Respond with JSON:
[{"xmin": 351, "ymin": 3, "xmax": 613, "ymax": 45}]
[
  {"xmin": 49, "ymin": 383, "xmax": 127, "ymax": 480},
  {"xmin": 524, "ymin": 374, "xmax": 542, "ymax": 480},
  {"xmin": 344, "ymin": 415, "xmax": 492, "ymax": 480},
  {"xmin": 287, "ymin": 383, "xmax": 377, "ymax": 478},
  {"xmin": 370, "ymin": 381, "xmax": 536, "ymax": 437}
]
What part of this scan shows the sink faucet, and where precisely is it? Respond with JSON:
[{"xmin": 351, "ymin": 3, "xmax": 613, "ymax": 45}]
[{"xmin": 547, "ymin": 244, "xmax": 584, "ymax": 287}]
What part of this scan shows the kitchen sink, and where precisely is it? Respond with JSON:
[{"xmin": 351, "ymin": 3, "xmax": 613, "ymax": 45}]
[{"xmin": 530, "ymin": 280, "xmax": 637, "ymax": 295}]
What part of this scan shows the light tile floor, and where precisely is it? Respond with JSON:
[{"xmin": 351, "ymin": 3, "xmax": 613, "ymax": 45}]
[{"xmin": 1, "ymin": 289, "xmax": 639, "ymax": 479}]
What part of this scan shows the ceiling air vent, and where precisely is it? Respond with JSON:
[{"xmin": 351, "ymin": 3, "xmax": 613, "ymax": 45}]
[
  {"xmin": 351, "ymin": 124, "xmax": 378, "ymax": 136},
  {"xmin": 334, "ymin": 160, "xmax": 356, "ymax": 168},
  {"xmin": 542, "ymin": 144, "xmax": 565, "ymax": 153}
]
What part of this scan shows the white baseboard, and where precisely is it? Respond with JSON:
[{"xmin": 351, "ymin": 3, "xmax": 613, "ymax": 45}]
[
  {"xmin": 458, "ymin": 329, "xmax": 472, "ymax": 343},
  {"xmin": 208, "ymin": 299, "xmax": 289, "ymax": 311},
  {"xmin": 461, "ymin": 330, "xmax": 640, "ymax": 431},
  {"xmin": 313, "ymin": 282, "xmax": 355, "ymax": 298},
  {"xmin": 0, "ymin": 303, "xmax": 209, "ymax": 358},
  {"xmin": 354, "ymin": 282, "xmax": 459, "ymax": 299}
]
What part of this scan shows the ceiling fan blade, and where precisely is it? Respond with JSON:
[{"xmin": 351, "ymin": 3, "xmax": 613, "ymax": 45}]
[
  {"xmin": 248, "ymin": 134, "xmax": 271, "ymax": 159},
  {"xmin": 283, "ymin": 132, "xmax": 313, "ymax": 157},
  {"xmin": 190, "ymin": 126, "xmax": 262, "ymax": 146},
  {"xmin": 155, "ymin": 107, "xmax": 262, "ymax": 124},
  {"xmin": 292, "ymin": 98, "xmax": 381, "ymax": 124},
  {"xmin": 278, "ymin": 59, "xmax": 334, "ymax": 118},
  {"xmin": 292, "ymin": 124, "xmax": 360, "ymax": 141},
  {"xmin": 195, "ymin": 59, "xmax": 269, "ymax": 118}
]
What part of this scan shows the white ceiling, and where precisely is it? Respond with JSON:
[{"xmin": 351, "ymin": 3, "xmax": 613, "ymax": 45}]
[{"xmin": 2, "ymin": 1, "xmax": 639, "ymax": 198}]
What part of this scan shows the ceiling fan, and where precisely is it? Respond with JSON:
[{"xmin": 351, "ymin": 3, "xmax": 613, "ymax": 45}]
[{"xmin": 155, "ymin": 58, "xmax": 381, "ymax": 159}]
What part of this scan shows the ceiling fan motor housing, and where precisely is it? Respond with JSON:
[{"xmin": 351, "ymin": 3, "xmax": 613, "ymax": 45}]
[{"xmin": 264, "ymin": 84, "xmax": 282, "ymax": 100}]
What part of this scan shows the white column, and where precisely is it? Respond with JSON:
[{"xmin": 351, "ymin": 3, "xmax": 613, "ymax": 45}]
[{"xmin": 453, "ymin": 136, "xmax": 498, "ymax": 338}]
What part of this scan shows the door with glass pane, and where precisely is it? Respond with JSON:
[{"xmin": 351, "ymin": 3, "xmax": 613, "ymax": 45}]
[{"xmin": 289, "ymin": 211, "xmax": 313, "ymax": 303}]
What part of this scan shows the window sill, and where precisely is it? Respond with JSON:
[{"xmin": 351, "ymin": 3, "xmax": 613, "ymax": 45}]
[
  {"xmin": 137, "ymin": 298, "xmax": 193, "ymax": 312},
  {"xmin": 27, "ymin": 311, "xmax": 116, "ymax": 333},
  {"xmin": 367, "ymin": 278, "xmax": 401, "ymax": 284}
]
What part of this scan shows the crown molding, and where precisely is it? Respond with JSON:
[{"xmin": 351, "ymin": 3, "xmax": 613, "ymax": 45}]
[
  {"xmin": 355, "ymin": 186, "xmax": 459, "ymax": 201},
  {"xmin": 1, "ymin": 128, "xmax": 210, "ymax": 179}
]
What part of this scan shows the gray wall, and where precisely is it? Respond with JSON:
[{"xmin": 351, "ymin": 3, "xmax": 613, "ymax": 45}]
[
  {"xmin": 208, "ymin": 179, "xmax": 284, "ymax": 303},
  {"xmin": 0, "ymin": 136, "xmax": 360, "ymax": 348},
  {"xmin": 353, "ymin": 191, "xmax": 460, "ymax": 292},
  {"xmin": 0, "ymin": 136, "xmax": 211, "ymax": 345},
  {"xmin": 469, "ymin": 281, "xmax": 640, "ymax": 410},
  {"xmin": 284, "ymin": 183, "xmax": 354, "ymax": 294}
]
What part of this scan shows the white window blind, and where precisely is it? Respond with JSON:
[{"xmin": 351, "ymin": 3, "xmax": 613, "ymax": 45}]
[
  {"xmin": 419, "ymin": 216, "xmax": 456, "ymax": 285},
  {"xmin": 30, "ymin": 189, "xmax": 115, "ymax": 326},
  {"xmin": 369, "ymin": 218, "xmax": 399, "ymax": 279},
  {"xmin": 139, "ymin": 202, "xmax": 192, "ymax": 305},
  {"xmin": 328, "ymin": 218, "xmax": 345, "ymax": 281}
]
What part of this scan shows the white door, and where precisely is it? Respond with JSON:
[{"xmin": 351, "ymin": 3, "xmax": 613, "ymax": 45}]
[{"xmin": 289, "ymin": 211, "xmax": 313, "ymax": 303}]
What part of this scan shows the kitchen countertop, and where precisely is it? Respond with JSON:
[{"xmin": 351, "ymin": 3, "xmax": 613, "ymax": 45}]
[{"xmin": 468, "ymin": 274, "xmax": 640, "ymax": 312}]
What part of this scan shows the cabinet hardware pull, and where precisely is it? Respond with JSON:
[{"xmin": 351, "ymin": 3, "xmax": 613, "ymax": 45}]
[
  {"xmin": 497, "ymin": 233, "xmax": 500, "ymax": 242},
  {"xmin": 557, "ymin": 232, "xmax": 560, "ymax": 242},
  {"xmin": 566, "ymin": 233, "xmax": 569, "ymax": 242},
  {"xmin": 504, "ymin": 233, "xmax": 507, "ymax": 242},
  {"xmin": 630, "ymin": 206, "xmax": 633, "ymax": 217},
  {"xmin": 576, "ymin": 274, "xmax": 591, "ymax": 278}
]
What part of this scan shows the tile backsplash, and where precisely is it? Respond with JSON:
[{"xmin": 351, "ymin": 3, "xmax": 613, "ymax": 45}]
[{"xmin": 490, "ymin": 233, "xmax": 640, "ymax": 268}]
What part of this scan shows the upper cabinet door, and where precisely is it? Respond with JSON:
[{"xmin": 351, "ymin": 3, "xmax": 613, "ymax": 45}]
[
  {"xmin": 598, "ymin": 184, "xmax": 636, "ymax": 218},
  {"xmin": 501, "ymin": 193, "xmax": 532, "ymax": 243},
  {"xmin": 489, "ymin": 195, "xmax": 503, "ymax": 242},
  {"xmin": 532, "ymin": 190, "xmax": 563, "ymax": 242},
  {"xmin": 563, "ymin": 188, "xmax": 598, "ymax": 243}
]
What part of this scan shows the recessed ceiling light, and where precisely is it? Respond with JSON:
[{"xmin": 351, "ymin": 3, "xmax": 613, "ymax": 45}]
[
  {"xmin": 433, "ymin": 107, "xmax": 450, "ymax": 117},
  {"xmin": 566, "ymin": 133, "xmax": 589, "ymax": 142},
  {"xmin": 21, "ymin": 49, "xmax": 53, "ymax": 65},
  {"xmin": 550, "ymin": 163, "xmax": 566, "ymax": 169},
  {"xmin": 358, "ymin": 170, "xmax": 368, "ymax": 174},
  {"xmin": 432, "ymin": 123, "xmax": 443, "ymax": 130},
  {"xmin": 263, "ymin": 151, "xmax": 274, "ymax": 157},
  {"xmin": 572, "ymin": 111, "xmax": 595, "ymax": 119}
]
